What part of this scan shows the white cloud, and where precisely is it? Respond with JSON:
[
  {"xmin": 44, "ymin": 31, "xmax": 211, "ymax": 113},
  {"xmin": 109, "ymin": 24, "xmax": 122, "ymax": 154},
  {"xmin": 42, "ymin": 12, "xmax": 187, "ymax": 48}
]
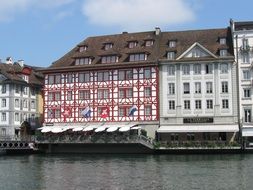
[
  {"xmin": 82, "ymin": 0, "xmax": 197, "ymax": 31},
  {"xmin": 0, "ymin": 0, "xmax": 75, "ymax": 22}
]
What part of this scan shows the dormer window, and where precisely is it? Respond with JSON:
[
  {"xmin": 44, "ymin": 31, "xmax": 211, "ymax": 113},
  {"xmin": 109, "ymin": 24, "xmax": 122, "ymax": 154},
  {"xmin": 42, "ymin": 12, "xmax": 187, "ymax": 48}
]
[
  {"xmin": 167, "ymin": 51, "xmax": 175, "ymax": 60},
  {"xmin": 169, "ymin": 40, "xmax": 176, "ymax": 48},
  {"xmin": 129, "ymin": 53, "xmax": 147, "ymax": 62},
  {"xmin": 22, "ymin": 75, "xmax": 29, "ymax": 82},
  {"xmin": 219, "ymin": 38, "xmax": 226, "ymax": 45},
  {"xmin": 104, "ymin": 43, "xmax": 113, "ymax": 50},
  {"xmin": 75, "ymin": 57, "xmax": 92, "ymax": 65},
  {"xmin": 145, "ymin": 40, "xmax": 154, "ymax": 47},
  {"xmin": 220, "ymin": 49, "xmax": 227, "ymax": 57},
  {"xmin": 101, "ymin": 55, "xmax": 118, "ymax": 64},
  {"xmin": 79, "ymin": 46, "xmax": 87, "ymax": 52},
  {"xmin": 128, "ymin": 41, "xmax": 137, "ymax": 48}
]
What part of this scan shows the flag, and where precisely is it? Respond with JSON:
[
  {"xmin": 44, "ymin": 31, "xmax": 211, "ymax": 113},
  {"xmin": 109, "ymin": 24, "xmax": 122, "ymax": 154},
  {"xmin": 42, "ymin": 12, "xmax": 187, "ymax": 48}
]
[
  {"xmin": 63, "ymin": 107, "xmax": 71, "ymax": 117},
  {"xmin": 81, "ymin": 106, "xmax": 92, "ymax": 118},
  {"xmin": 101, "ymin": 107, "xmax": 109, "ymax": 119},
  {"xmin": 129, "ymin": 105, "xmax": 137, "ymax": 116}
]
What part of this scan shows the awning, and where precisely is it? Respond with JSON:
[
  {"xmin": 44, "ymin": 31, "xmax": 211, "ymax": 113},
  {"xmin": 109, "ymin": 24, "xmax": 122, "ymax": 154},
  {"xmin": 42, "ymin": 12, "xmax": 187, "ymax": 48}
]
[
  {"xmin": 119, "ymin": 126, "xmax": 130, "ymax": 132},
  {"xmin": 106, "ymin": 126, "xmax": 119, "ymax": 132},
  {"xmin": 83, "ymin": 126, "xmax": 96, "ymax": 132},
  {"xmin": 51, "ymin": 128, "xmax": 64, "ymax": 133},
  {"xmin": 95, "ymin": 127, "xmax": 106, "ymax": 132},
  {"xmin": 72, "ymin": 127, "xmax": 84, "ymax": 132},
  {"xmin": 41, "ymin": 127, "xmax": 52, "ymax": 133},
  {"xmin": 242, "ymin": 125, "xmax": 253, "ymax": 137},
  {"xmin": 131, "ymin": 126, "xmax": 141, "ymax": 130},
  {"xmin": 157, "ymin": 124, "xmax": 239, "ymax": 133}
]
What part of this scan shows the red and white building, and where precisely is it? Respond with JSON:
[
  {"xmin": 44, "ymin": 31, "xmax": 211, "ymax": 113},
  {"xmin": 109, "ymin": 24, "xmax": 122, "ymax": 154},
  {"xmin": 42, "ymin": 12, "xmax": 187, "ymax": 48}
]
[{"xmin": 42, "ymin": 29, "xmax": 161, "ymax": 138}]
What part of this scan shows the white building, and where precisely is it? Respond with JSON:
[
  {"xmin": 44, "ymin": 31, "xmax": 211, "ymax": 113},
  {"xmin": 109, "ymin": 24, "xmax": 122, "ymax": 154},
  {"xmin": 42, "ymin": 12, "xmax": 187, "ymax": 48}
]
[
  {"xmin": 230, "ymin": 20, "xmax": 253, "ymax": 143},
  {"xmin": 0, "ymin": 58, "xmax": 43, "ymax": 137},
  {"xmin": 157, "ymin": 28, "xmax": 239, "ymax": 143}
]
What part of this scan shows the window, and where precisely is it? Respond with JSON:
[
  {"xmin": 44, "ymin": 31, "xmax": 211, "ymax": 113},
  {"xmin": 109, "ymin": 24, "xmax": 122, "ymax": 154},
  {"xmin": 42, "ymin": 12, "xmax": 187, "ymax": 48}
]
[
  {"xmin": 118, "ymin": 70, "xmax": 133, "ymax": 80},
  {"xmin": 98, "ymin": 89, "xmax": 109, "ymax": 99},
  {"xmin": 119, "ymin": 107, "xmax": 129, "ymax": 117},
  {"xmin": 145, "ymin": 40, "xmax": 154, "ymax": 47},
  {"xmin": 48, "ymin": 75, "xmax": 61, "ymax": 84},
  {"xmin": 144, "ymin": 87, "xmax": 151, "ymax": 97},
  {"xmin": 66, "ymin": 74, "xmax": 73, "ymax": 83},
  {"xmin": 184, "ymin": 100, "xmax": 190, "ymax": 109},
  {"xmin": 169, "ymin": 101, "xmax": 175, "ymax": 110},
  {"xmin": 79, "ymin": 46, "xmax": 87, "ymax": 52},
  {"xmin": 15, "ymin": 99, "xmax": 20, "ymax": 108},
  {"xmin": 55, "ymin": 75, "xmax": 61, "ymax": 84},
  {"xmin": 31, "ymin": 100, "xmax": 35, "ymax": 109},
  {"xmin": 192, "ymin": 49, "xmax": 201, "ymax": 58},
  {"xmin": 2, "ymin": 84, "xmax": 6, "ymax": 94},
  {"xmin": 48, "ymin": 92, "xmax": 53, "ymax": 101},
  {"xmin": 220, "ymin": 38, "xmax": 226, "ymax": 45},
  {"xmin": 168, "ymin": 65, "xmax": 175, "ymax": 76},
  {"xmin": 193, "ymin": 64, "xmax": 201, "ymax": 74},
  {"xmin": 220, "ymin": 49, "xmax": 227, "ymax": 57},
  {"xmin": 171, "ymin": 133, "xmax": 179, "ymax": 141},
  {"xmin": 144, "ymin": 68, "xmax": 151, "ymax": 79},
  {"xmin": 119, "ymin": 88, "xmax": 133, "ymax": 98},
  {"xmin": 169, "ymin": 40, "xmax": 176, "ymax": 48},
  {"xmin": 67, "ymin": 91, "xmax": 72, "ymax": 100},
  {"xmin": 144, "ymin": 106, "xmax": 151, "ymax": 116},
  {"xmin": 75, "ymin": 58, "xmax": 92, "ymax": 65},
  {"xmin": 23, "ymin": 99, "xmax": 28, "ymax": 108},
  {"xmin": 195, "ymin": 82, "xmax": 201, "ymax": 94},
  {"xmin": 242, "ymin": 52, "xmax": 250, "ymax": 63},
  {"xmin": 183, "ymin": 83, "xmax": 190, "ymax": 94},
  {"xmin": 195, "ymin": 100, "xmax": 201, "ymax": 109},
  {"xmin": 220, "ymin": 63, "xmax": 228, "ymax": 74},
  {"xmin": 48, "ymin": 109, "xmax": 54, "ymax": 119},
  {"xmin": 15, "ymin": 85, "xmax": 20, "ymax": 94},
  {"xmin": 15, "ymin": 113, "xmax": 19, "ymax": 122},
  {"xmin": 182, "ymin": 65, "xmax": 190, "ymax": 75},
  {"xmin": 129, "ymin": 53, "xmax": 146, "ymax": 62},
  {"xmin": 206, "ymin": 100, "xmax": 213, "ymax": 109},
  {"xmin": 222, "ymin": 99, "xmax": 229, "ymax": 109},
  {"xmin": 79, "ymin": 73, "xmax": 90, "ymax": 83},
  {"xmin": 97, "ymin": 72, "xmax": 109, "ymax": 81},
  {"xmin": 55, "ymin": 109, "xmax": 61, "ymax": 118},
  {"xmin": 244, "ymin": 89, "xmax": 251, "ymax": 98},
  {"xmin": 187, "ymin": 134, "xmax": 195, "ymax": 141},
  {"xmin": 244, "ymin": 109, "xmax": 251, "ymax": 123},
  {"xmin": 203, "ymin": 133, "xmax": 211, "ymax": 141},
  {"xmin": 242, "ymin": 38, "xmax": 249, "ymax": 50},
  {"xmin": 168, "ymin": 83, "xmax": 175, "ymax": 95},
  {"xmin": 205, "ymin": 64, "xmax": 213, "ymax": 74},
  {"xmin": 243, "ymin": 70, "xmax": 251, "ymax": 80},
  {"xmin": 221, "ymin": 82, "xmax": 228, "ymax": 93},
  {"xmin": 167, "ymin": 52, "xmax": 175, "ymax": 60},
  {"xmin": 79, "ymin": 90, "xmax": 90, "ymax": 100},
  {"xmin": 104, "ymin": 43, "xmax": 113, "ymax": 50},
  {"xmin": 101, "ymin": 55, "xmax": 118, "ymax": 64},
  {"xmin": 31, "ymin": 88, "xmax": 35, "ymax": 96},
  {"xmin": 55, "ymin": 92, "xmax": 61, "ymax": 101},
  {"xmin": 1, "ymin": 113, "xmax": 6, "ymax": 121},
  {"xmin": 206, "ymin": 82, "xmax": 213, "ymax": 93},
  {"xmin": 128, "ymin": 41, "xmax": 137, "ymax": 48},
  {"xmin": 23, "ymin": 87, "xmax": 28, "ymax": 95},
  {"xmin": 1, "ymin": 99, "xmax": 6, "ymax": 107},
  {"xmin": 1, "ymin": 128, "xmax": 6, "ymax": 136}
]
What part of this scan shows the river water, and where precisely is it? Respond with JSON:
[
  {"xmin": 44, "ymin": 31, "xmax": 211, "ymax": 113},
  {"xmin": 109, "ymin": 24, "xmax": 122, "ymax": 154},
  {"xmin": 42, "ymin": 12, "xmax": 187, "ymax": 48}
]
[{"xmin": 0, "ymin": 154, "xmax": 252, "ymax": 190}]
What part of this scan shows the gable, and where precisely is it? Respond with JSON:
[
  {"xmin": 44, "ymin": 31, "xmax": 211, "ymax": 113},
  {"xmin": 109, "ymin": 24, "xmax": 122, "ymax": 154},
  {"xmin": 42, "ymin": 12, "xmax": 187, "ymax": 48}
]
[
  {"xmin": 177, "ymin": 42, "xmax": 217, "ymax": 60},
  {"xmin": 22, "ymin": 67, "xmax": 32, "ymax": 75}
]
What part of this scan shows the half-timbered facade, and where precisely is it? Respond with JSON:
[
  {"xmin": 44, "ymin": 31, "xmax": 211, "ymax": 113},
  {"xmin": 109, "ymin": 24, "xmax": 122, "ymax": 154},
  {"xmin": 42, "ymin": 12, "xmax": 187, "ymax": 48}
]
[{"xmin": 43, "ymin": 30, "xmax": 160, "ymax": 138}]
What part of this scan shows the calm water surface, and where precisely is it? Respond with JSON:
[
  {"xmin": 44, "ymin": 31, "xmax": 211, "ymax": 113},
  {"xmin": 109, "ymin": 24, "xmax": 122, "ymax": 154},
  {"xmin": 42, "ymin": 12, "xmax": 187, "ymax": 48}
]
[{"xmin": 0, "ymin": 154, "xmax": 253, "ymax": 190}]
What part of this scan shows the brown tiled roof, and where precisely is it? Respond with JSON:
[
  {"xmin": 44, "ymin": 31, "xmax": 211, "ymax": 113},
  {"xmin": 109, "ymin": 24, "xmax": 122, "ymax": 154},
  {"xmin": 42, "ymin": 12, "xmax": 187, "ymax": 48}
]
[
  {"xmin": 49, "ymin": 27, "xmax": 234, "ymax": 69},
  {"xmin": 234, "ymin": 21, "xmax": 253, "ymax": 31},
  {"xmin": 159, "ymin": 28, "xmax": 233, "ymax": 60},
  {"xmin": 0, "ymin": 63, "xmax": 44, "ymax": 86}
]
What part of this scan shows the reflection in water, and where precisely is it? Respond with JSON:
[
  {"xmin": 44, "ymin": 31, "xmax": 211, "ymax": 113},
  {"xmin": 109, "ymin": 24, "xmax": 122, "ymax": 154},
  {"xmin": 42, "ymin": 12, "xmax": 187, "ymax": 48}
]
[{"xmin": 0, "ymin": 154, "xmax": 252, "ymax": 190}]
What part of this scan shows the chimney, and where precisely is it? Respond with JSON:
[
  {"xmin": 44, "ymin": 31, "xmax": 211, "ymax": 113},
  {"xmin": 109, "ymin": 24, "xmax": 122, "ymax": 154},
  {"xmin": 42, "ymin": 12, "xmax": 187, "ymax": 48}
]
[
  {"xmin": 17, "ymin": 60, "xmax": 24, "ymax": 67},
  {"xmin": 122, "ymin": 31, "xmax": 128, "ymax": 34},
  {"xmin": 6, "ymin": 57, "xmax": 13, "ymax": 64},
  {"xmin": 155, "ymin": 27, "xmax": 161, "ymax": 35}
]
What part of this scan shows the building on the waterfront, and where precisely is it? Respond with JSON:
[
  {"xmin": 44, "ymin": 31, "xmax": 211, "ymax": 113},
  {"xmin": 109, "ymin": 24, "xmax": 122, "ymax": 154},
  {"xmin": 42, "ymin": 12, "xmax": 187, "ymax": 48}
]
[
  {"xmin": 0, "ymin": 58, "xmax": 44, "ymax": 137},
  {"xmin": 230, "ymin": 20, "xmax": 253, "ymax": 144},
  {"xmin": 157, "ymin": 28, "xmax": 239, "ymax": 143},
  {"xmin": 41, "ymin": 30, "xmax": 160, "ymax": 138}
]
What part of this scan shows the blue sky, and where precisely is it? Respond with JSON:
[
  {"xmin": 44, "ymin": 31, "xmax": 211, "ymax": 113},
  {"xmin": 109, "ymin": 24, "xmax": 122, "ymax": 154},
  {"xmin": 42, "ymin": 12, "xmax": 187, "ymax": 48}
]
[{"xmin": 0, "ymin": 0, "xmax": 252, "ymax": 68}]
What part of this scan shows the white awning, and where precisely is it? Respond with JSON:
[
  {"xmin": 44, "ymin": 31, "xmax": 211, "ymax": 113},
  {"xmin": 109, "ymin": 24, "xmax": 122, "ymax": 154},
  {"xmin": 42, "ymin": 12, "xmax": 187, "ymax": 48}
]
[
  {"xmin": 157, "ymin": 124, "xmax": 239, "ymax": 133},
  {"xmin": 131, "ymin": 126, "xmax": 141, "ymax": 130},
  {"xmin": 51, "ymin": 128, "xmax": 64, "ymax": 133},
  {"xmin": 106, "ymin": 126, "xmax": 119, "ymax": 132},
  {"xmin": 119, "ymin": 126, "xmax": 130, "ymax": 132},
  {"xmin": 95, "ymin": 127, "xmax": 106, "ymax": 132},
  {"xmin": 72, "ymin": 127, "xmax": 84, "ymax": 132},
  {"xmin": 242, "ymin": 125, "xmax": 253, "ymax": 137},
  {"xmin": 41, "ymin": 127, "xmax": 52, "ymax": 133}
]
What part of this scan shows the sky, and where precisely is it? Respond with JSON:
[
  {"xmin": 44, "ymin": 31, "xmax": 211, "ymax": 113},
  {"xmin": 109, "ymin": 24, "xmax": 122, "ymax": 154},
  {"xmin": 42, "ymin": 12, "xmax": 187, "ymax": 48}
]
[{"xmin": 0, "ymin": 0, "xmax": 252, "ymax": 68}]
